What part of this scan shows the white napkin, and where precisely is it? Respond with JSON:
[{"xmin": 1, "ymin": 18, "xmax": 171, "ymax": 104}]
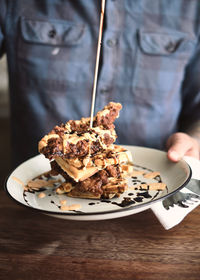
[{"xmin": 151, "ymin": 156, "xmax": 200, "ymax": 230}]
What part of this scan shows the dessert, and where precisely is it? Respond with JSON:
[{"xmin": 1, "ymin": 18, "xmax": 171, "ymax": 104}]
[{"xmin": 38, "ymin": 102, "xmax": 133, "ymax": 199}]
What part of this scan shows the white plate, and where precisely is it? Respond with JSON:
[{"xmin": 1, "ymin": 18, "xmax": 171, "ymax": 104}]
[{"xmin": 5, "ymin": 145, "xmax": 191, "ymax": 221}]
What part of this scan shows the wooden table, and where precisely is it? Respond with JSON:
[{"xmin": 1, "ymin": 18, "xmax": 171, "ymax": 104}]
[{"xmin": 0, "ymin": 188, "xmax": 199, "ymax": 280}]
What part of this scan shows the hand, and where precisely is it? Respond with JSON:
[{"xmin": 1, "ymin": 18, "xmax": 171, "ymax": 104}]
[{"xmin": 166, "ymin": 132, "xmax": 200, "ymax": 162}]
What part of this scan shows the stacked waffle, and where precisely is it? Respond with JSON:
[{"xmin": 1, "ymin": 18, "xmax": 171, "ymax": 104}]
[{"xmin": 38, "ymin": 102, "xmax": 133, "ymax": 199}]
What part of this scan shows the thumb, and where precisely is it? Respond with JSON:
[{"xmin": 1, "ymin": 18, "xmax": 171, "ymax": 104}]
[{"xmin": 167, "ymin": 133, "xmax": 194, "ymax": 162}]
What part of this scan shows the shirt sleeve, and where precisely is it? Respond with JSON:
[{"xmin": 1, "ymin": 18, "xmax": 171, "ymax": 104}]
[
  {"xmin": 0, "ymin": 0, "xmax": 7, "ymax": 57},
  {"xmin": 179, "ymin": 41, "xmax": 200, "ymax": 134}
]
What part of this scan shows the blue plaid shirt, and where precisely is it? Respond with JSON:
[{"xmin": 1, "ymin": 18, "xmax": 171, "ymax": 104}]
[{"xmin": 1, "ymin": 0, "xmax": 200, "ymax": 165}]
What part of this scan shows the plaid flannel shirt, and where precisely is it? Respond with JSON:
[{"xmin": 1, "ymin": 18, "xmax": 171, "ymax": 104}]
[{"xmin": 0, "ymin": 0, "xmax": 200, "ymax": 165}]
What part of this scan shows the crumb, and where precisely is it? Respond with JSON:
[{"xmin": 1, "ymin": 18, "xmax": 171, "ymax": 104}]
[
  {"xmin": 60, "ymin": 199, "xmax": 67, "ymax": 206},
  {"xmin": 38, "ymin": 192, "xmax": 46, "ymax": 198},
  {"xmin": 60, "ymin": 204, "xmax": 81, "ymax": 211},
  {"xmin": 148, "ymin": 183, "xmax": 166, "ymax": 190},
  {"xmin": 143, "ymin": 172, "xmax": 160, "ymax": 179}
]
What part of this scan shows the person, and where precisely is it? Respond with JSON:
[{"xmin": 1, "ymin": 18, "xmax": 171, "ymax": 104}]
[{"xmin": 0, "ymin": 0, "xmax": 199, "ymax": 167}]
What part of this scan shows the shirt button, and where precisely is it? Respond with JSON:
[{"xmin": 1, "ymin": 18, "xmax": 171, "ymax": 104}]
[
  {"xmin": 48, "ymin": 29, "xmax": 57, "ymax": 38},
  {"xmin": 106, "ymin": 38, "xmax": 117, "ymax": 47},
  {"xmin": 100, "ymin": 88, "xmax": 109, "ymax": 94},
  {"xmin": 165, "ymin": 41, "xmax": 176, "ymax": 53}
]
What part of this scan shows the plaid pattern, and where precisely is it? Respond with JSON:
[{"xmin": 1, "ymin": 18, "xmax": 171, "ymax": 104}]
[{"xmin": 0, "ymin": 0, "xmax": 200, "ymax": 166}]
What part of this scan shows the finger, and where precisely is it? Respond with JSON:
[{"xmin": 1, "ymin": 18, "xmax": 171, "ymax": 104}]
[
  {"xmin": 167, "ymin": 133, "xmax": 196, "ymax": 162},
  {"xmin": 184, "ymin": 145, "xmax": 200, "ymax": 159},
  {"xmin": 167, "ymin": 150, "xmax": 181, "ymax": 162}
]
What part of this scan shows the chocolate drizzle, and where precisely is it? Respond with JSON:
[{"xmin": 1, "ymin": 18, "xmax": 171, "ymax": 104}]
[
  {"xmin": 22, "ymin": 163, "xmax": 167, "ymax": 212},
  {"xmin": 137, "ymin": 191, "xmax": 152, "ymax": 199},
  {"xmin": 51, "ymin": 200, "xmax": 61, "ymax": 209},
  {"xmin": 134, "ymin": 197, "xmax": 143, "ymax": 203},
  {"xmin": 112, "ymin": 197, "xmax": 135, "ymax": 207},
  {"xmin": 23, "ymin": 192, "xmax": 31, "ymax": 206}
]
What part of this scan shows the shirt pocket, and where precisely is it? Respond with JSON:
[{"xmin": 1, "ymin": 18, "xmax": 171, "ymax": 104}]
[
  {"xmin": 17, "ymin": 17, "xmax": 92, "ymax": 90},
  {"xmin": 133, "ymin": 29, "xmax": 196, "ymax": 101}
]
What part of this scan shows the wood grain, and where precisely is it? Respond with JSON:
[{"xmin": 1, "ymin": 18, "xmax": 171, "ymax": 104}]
[{"xmin": 0, "ymin": 189, "xmax": 199, "ymax": 280}]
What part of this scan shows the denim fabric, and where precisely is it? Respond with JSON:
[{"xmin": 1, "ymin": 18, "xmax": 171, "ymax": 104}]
[{"xmin": 0, "ymin": 0, "xmax": 200, "ymax": 166}]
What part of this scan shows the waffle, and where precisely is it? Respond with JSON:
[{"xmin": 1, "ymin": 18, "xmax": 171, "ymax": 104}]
[
  {"xmin": 39, "ymin": 102, "xmax": 133, "ymax": 199},
  {"xmin": 38, "ymin": 102, "xmax": 122, "ymax": 160},
  {"xmin": 67, "ymin": 179, "xmax": 128, "ymax": 199},
  {"xmin": 54, "ymin": 145, "xmax": 132, "ymax": 182},
  {"xmin": 55, "ymin": 157, "xmax": 98, "ymax": 182},
  {"xmin": 55, "ymin": 167, "xmax": 128, "ymax": 199}
]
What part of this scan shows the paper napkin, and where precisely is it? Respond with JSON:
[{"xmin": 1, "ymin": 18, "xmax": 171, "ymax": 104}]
[{"xmin": 151, "ymin": 156, "xmax": 200, "ymax": 230}]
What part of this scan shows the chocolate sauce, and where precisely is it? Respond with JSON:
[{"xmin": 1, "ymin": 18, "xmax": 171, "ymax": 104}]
[
  {"xmin": 155, "ymin": 175, "xmax": 162, "ymax": 183},
  {"xmin": 27, "ymin": 189, "xmax": 35, "ymax": 194},
  {"xmin": 134, "ymin": 196, "xmax": 143, "ymax": 203},
  {"xmin": 23, "ymin": 191, "xmax": 31, "ymax": 206},
  {"xmin": 88, "ymin": 202, "xmax": 96, "ymax": 206},
  {"xmin": 138, "ymin": 185, "xmax": 149, "ymax": 191},
  {"xmin": 151, "ymin": 191, "xmax": 160, "ymax": 200},
  {"xmin": 37, "ymin": 187, "xmax": 47, "ymax": 192},
  {"xmin": 100, "ymin": 199, "xmax": 111, "ymax": 203},
  {"xmin": 112, "ymin": 197, "xmax": 135, "ymax": 207},
  {"xmin": 50, "ymin": 200, "xmax": 61, "ymax": 209},
  {"xmin": 132, "ymin": 180, "xmax": 141, "ymax": 183},
  {"xmin": 137, "ymin": 191, "xmax": 152, "ymax": 199}
]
